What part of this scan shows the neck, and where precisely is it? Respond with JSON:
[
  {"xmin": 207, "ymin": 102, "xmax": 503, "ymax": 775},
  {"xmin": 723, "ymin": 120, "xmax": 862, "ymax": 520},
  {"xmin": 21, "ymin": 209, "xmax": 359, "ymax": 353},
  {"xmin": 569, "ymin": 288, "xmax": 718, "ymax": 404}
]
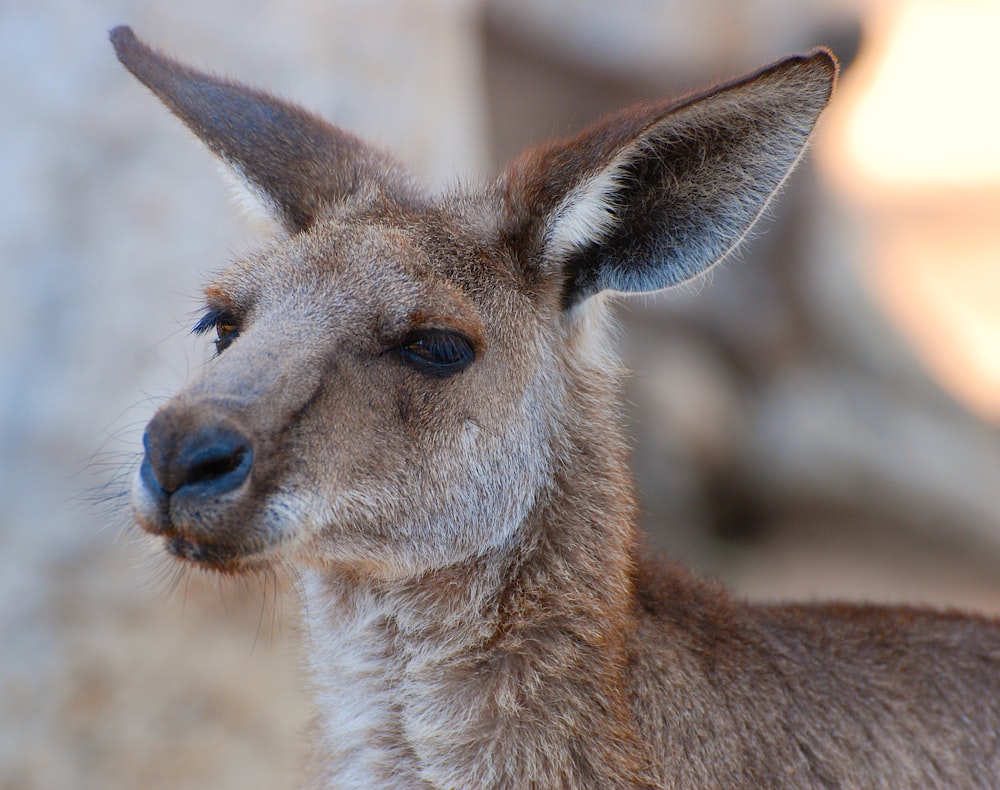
[{"xmin": 298, "ymin": 401, "xmax": 651, "ymax": 787}]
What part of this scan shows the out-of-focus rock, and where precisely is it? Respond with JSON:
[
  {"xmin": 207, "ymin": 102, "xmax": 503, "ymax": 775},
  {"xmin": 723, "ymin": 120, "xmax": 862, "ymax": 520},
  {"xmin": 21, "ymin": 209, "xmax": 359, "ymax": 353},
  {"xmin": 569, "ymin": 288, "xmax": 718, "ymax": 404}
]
[{"xmin": 744, "ymin": 363, "xmax": 1000, "ymax": 546}]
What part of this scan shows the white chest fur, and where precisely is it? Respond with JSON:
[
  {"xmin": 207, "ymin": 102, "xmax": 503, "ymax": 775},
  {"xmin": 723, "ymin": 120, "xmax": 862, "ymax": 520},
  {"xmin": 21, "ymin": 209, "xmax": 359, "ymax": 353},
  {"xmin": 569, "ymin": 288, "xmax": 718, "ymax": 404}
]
[
  {"xmin": 301, "ymin": 570, "xmax": 421, "ymax": 788},
  {"xmin": 299, "ymin": 567, "xmax": 509, "ymax": 789}
]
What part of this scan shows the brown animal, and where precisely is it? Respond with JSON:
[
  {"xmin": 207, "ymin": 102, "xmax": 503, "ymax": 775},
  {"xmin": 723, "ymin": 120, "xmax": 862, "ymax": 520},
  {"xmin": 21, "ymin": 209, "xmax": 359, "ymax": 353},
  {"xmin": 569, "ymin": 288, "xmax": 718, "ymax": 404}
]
[{"xmin": 112, "ymin": 25, "xmax": 1000, "ymax": 789}]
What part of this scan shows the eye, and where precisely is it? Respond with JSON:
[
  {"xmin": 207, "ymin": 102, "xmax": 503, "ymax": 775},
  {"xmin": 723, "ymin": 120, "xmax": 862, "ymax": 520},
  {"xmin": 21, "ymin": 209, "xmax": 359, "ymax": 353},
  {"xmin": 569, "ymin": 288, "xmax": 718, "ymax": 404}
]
[
  {"xmin": 214, "ymin": 320, "xmax": 240, "ymax": 352},
  {"xmin": 194, "ymin": 308, "xmax": 241, "ymax": 354},
  {"xmin": 399, "ymin": 330, "xmax": 475, "ymax": 377}
]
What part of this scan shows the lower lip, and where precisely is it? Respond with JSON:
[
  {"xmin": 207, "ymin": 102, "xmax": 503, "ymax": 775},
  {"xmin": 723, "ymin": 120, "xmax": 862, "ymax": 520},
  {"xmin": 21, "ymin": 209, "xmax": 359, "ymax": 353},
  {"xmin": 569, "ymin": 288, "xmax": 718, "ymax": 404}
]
[{"xmin": 166, "ymin": 535, "xmax": 229, "ymax": 570}]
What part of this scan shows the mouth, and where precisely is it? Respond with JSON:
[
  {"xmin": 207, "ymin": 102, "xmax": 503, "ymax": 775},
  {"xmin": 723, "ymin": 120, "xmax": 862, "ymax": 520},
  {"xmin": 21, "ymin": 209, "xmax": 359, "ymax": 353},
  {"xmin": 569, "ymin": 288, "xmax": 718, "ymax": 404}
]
[
  {"xmin": 132, "ymin": 472, "xmax": 276, "ymax": 575},
  {"xmin": 132, "ymin": 459, "xmax": 293, "ymax": 576},
  {"xmin": 153, "ymin": 529, "xmax": 273, "ymax": 576},
  {"xmin": 164, "ymin": 534, "xmax": 240, "ymax": 573}
]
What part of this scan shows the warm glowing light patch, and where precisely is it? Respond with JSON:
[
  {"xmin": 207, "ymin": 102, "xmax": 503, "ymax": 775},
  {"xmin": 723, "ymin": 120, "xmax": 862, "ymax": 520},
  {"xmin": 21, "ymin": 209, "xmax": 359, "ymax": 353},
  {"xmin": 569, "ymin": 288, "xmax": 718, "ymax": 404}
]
[{"xmin": 840, "ymin": 0, "xmax": 1000, "ymax": 190}]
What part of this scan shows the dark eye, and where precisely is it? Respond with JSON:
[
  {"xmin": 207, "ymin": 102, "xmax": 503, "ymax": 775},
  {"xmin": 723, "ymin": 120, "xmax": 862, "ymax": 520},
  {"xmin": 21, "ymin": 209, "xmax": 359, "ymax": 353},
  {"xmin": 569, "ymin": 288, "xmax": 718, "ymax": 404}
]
[
  {"xmin": 214, "ymin": 320, "xmax": 240, "ymax": 352},
  {"xmin": 399, "ymin": 330, "xmax": 475, "ymax": 377},
  {"xmin": 194, "ymin": 309, "xmax": 241, "ymax": 354}
]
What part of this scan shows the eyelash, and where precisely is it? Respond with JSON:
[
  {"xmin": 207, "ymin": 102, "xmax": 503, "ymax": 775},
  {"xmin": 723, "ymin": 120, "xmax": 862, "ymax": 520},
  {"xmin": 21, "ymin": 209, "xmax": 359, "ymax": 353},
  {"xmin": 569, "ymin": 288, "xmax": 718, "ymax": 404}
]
[{"xmin": 194, "ymin": 308, "xmax": 240, "ymax": 353}]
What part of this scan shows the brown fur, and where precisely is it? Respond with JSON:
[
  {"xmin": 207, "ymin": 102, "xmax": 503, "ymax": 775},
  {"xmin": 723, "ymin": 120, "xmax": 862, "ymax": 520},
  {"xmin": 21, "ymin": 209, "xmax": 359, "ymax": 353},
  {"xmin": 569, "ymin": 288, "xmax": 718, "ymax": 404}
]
[{"xmin": 112, "ymin": 25, "xmax": 1000, "ymax": 788}]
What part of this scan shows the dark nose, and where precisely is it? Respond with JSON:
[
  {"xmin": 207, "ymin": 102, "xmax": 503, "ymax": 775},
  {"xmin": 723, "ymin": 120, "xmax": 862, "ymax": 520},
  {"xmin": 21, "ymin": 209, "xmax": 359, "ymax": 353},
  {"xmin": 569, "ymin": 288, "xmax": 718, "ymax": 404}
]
[{"xmin": 141, "ymin": 419, "xmax": 253, "ymax": 498}]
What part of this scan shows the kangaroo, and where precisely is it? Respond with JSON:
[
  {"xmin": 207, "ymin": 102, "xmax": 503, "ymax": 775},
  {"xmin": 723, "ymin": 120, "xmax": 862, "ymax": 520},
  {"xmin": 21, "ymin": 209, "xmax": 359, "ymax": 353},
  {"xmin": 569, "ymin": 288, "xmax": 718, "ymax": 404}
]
[{"xmin": 111, "ymin": 25, "xmax": 1000, "ymax": 789}]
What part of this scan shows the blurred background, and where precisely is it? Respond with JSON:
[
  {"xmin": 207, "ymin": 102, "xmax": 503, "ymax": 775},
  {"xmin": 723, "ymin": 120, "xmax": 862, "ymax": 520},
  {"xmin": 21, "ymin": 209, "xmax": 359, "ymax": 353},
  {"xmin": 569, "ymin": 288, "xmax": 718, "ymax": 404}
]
[{"xmin": 2, "ymin": 0, "xmax": 998, "ymax": 787}]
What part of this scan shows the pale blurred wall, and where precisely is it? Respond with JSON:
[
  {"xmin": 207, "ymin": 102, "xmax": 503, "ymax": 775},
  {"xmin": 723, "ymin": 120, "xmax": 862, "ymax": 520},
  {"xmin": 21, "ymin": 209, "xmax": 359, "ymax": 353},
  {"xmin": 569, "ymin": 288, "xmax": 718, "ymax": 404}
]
[{"xmin": 2, "ymin": 1, "xmax": 985, "ymax": 788}]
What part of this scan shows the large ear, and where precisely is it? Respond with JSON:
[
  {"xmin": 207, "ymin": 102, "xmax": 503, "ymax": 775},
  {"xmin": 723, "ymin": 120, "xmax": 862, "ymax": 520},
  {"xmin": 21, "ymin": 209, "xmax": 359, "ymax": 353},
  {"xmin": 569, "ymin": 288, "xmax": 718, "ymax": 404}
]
[
  {"xmin": 110, "ymin": 26, "xmax": 405, "ymax": 232},
  {"xmin": 500, "ymin": 50, "xmax": 838, "ymax": 307}
]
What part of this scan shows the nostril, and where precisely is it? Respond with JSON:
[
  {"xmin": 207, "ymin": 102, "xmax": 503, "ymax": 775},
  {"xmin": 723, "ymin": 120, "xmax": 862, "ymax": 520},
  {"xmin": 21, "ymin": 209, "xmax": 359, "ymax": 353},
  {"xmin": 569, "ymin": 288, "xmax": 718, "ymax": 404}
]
[
  {"xmin": 186, "ymin": 444, "xmax": 248, "ymax": 486},
  {"xmin": 142, "ymin": 421, "xmax": 254, "ymax": 497}
]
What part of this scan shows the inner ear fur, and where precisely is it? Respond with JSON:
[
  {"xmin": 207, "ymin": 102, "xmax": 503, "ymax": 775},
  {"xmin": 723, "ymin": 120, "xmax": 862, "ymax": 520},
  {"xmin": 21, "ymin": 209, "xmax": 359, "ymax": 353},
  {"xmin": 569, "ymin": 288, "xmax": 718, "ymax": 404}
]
[{"xmin": 500, "ymin": 50, "xmax": 838, "ymax": 308}]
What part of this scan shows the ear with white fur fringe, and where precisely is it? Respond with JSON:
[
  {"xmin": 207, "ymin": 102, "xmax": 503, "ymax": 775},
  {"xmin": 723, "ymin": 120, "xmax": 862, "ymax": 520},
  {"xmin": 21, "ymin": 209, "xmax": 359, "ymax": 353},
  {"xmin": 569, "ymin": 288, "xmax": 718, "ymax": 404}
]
[{"xmin": 501, "ymin": 49, "xmax": 837, "ymax": 308}]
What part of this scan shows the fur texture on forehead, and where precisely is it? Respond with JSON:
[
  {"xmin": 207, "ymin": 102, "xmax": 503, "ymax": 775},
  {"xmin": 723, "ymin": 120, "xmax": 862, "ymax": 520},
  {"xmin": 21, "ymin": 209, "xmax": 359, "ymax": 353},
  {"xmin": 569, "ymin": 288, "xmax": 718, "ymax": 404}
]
[{"xmin": 204, "ymin": 191, "xmax": 570, "ymax": 357}]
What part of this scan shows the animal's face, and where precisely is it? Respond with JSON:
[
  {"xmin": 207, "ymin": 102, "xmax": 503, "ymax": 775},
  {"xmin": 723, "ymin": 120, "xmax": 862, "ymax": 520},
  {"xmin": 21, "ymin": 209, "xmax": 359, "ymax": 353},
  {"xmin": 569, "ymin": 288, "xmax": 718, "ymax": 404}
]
[{"xmin": 133, "ymin": 198, "xmax": 572, "ymax": 579}]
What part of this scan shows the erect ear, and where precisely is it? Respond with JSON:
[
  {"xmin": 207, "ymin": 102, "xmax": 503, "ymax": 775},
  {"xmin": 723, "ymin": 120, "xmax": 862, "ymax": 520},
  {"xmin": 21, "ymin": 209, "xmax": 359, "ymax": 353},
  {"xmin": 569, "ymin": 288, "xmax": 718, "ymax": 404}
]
[
  {"xmin": 501, "ymin": 50, "xmax": 838, "ymax": 308},
  {"xmin": 110, "ymin": 26, "xmax": 406, "ymax": 233}
]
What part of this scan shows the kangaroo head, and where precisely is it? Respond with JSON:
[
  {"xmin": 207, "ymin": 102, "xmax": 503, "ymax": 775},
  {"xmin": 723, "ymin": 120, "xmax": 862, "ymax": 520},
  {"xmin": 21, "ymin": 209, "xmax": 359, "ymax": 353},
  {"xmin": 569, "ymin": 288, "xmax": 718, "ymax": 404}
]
[{"xmin": 114, "ymin": 27, "xmax": 835, "ymax": 582}]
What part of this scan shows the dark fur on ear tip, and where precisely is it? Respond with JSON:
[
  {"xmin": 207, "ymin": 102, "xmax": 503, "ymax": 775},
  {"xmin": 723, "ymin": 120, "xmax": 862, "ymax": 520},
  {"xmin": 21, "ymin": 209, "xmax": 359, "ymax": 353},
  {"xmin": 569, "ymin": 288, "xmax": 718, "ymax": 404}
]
[
  {"xmin": 109, "ymin": 24, "xmax": 134, "ymax": 46},
  {"xmin": 109, "ymin": 25, "xmax": 141, "ymax": 65},
  {"xmin": 795, "ymin": 46, "xmax": 840, "ymax": 93}
]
